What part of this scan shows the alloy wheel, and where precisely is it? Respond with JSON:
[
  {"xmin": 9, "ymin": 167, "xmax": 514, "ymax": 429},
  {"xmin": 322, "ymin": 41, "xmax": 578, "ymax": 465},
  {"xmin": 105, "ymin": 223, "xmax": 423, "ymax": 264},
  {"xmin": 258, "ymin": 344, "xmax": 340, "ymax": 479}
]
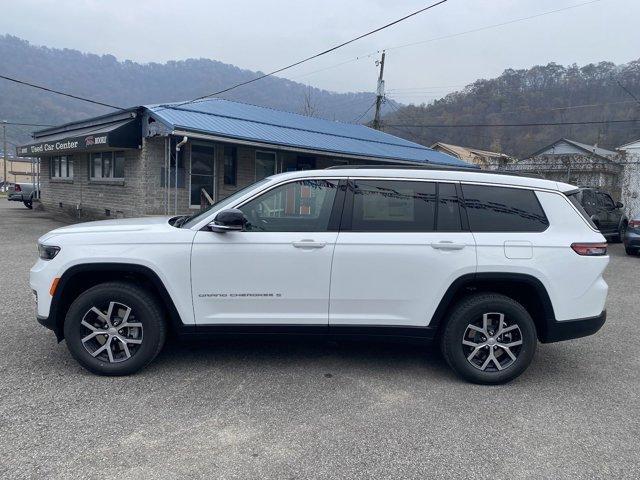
[
  {"xmin": 462, "ymin": 312, "xmax": 523, "ymax": 372},
  {"xmin": 79, "ymin": 301, "xmax": 143, "ymax": 363}
]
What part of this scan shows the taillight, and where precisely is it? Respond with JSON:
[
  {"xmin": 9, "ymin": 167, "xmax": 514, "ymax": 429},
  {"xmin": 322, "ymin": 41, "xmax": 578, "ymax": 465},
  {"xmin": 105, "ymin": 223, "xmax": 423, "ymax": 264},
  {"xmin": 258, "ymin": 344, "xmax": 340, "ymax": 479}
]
[
  {"xmin": 571, "ymin": 242, "xmax": 607, "ymax": 256},
  {"xmin": 629, "ymin": 220, "xmax": 640, "ymax": 229},
  {"xmin": 14, "ymin": 184, "xmax": 21, "ymax": 192}
]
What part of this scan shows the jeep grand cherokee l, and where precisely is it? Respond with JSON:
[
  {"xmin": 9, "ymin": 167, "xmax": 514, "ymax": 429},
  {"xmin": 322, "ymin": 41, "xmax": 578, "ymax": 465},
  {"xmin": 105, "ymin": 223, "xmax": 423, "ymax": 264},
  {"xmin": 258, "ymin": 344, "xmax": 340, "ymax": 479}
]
[{"xmin": 30, "ymin": 167, "xmax": 609, "ymax": 384}]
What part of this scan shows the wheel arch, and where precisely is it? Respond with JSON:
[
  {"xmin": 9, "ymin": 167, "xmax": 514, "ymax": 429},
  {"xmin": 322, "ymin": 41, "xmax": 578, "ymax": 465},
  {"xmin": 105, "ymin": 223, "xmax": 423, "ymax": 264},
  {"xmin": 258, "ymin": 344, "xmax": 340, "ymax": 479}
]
[
  {"xmin": 48, "ymin": 263, "xmax": 184, "ymax": 341},
  {"xmin": 430, "ymin": 272, "xmax": 557, "ymax": 342}
]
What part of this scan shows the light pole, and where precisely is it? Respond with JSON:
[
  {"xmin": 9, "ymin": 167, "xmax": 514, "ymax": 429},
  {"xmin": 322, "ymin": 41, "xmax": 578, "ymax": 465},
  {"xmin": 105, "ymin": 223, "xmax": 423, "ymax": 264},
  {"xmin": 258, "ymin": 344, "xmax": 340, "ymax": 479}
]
[{"xmin": 2, "ymin": 121, "xmax": 6, "ymax": 189}]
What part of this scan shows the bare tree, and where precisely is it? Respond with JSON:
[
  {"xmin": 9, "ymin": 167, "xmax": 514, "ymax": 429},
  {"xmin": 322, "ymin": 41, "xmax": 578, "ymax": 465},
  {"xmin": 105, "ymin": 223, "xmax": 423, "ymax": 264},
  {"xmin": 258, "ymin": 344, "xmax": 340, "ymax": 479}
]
[{"xmin": 301, "ymin": 85, "xmax": 319, "ymax": 117}]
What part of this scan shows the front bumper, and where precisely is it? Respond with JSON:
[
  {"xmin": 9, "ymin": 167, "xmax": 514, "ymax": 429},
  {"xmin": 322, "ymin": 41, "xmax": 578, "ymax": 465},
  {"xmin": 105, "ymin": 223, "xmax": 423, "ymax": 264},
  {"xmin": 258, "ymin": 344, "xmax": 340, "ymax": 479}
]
[
  {"xmin": 540, "ymin": 310, "xmax": 606, "ymax": 343},
  {"xmin": 8, "ymin": 193, "xmax": 24, "ymax": 201}
]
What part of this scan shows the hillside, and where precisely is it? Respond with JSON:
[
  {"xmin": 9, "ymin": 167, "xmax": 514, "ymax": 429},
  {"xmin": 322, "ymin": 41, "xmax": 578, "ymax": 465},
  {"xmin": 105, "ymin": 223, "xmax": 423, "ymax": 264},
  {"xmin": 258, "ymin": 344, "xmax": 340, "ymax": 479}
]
[
  {"xmin": 382, "ymin": 60, "xmax": 640, "ymax": 158},
  {"xmin": 0, "ymin": 35, "xmax": 387, "ymax": 147}
]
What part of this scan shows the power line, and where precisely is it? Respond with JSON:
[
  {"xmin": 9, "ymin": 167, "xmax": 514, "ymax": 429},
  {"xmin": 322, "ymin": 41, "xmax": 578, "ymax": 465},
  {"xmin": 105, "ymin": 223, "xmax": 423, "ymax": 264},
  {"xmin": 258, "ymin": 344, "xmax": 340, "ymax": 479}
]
[
  {"xmin": 286, "ymin": 0, "xmax": 604, "ymax": 82},
  {"xmin": 0, "ymin": 74, "xmax": 126, "ymax": 111},
  {"xmin": 352, "ymin": 100, "xmax": 377, "ymax": 123},
  {"xmin": 385, "ymin": 119, "xmax": 640, "ymax": 128},
  {"xmin": 171, "ymin": 0, "xmax": 448, "ymax": 108},
  {"xmin": 617, "ymin": 81, "xmax": 640, "ymax": 106}
]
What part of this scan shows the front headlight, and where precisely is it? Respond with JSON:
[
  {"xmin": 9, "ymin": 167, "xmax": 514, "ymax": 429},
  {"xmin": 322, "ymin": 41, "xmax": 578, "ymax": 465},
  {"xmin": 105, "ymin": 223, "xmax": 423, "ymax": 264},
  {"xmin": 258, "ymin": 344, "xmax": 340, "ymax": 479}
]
[{"xmin": 38, "ymin": 244, "xmax": 60, "ymax": 260}]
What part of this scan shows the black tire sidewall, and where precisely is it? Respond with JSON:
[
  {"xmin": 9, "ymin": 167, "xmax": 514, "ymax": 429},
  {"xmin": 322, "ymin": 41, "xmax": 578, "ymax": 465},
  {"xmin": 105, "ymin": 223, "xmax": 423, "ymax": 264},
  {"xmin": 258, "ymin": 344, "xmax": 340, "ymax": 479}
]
[
  {"xmin": 442, "ymin": 295, "xmax": 537, "ymax": 385},
  {"xmin": 63, "ymin": 283, "xmax": 165, "ymax": 376}
]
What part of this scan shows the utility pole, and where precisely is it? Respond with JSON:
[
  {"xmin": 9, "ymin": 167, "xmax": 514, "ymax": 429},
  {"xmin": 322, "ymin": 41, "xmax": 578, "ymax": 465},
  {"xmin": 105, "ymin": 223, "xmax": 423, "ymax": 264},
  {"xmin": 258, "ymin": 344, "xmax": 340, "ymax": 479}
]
[
  {"xmin": 372, "ymin": 51, "xmax": 386, "ymax": 130},
  {"xmin": 2, "ymin": 121, "xmax": 6, "ymax": 188}
]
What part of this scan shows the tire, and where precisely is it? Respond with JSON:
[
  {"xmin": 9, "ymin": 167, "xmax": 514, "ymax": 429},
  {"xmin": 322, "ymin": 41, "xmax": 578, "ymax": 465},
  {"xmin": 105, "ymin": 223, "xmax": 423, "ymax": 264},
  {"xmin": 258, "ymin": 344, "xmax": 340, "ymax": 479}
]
[
  {"xmin": 63, "ymin": 282, "xmax": 166, "ymax": 376},
  {"xmin": 23, "ymin": 199, "xmax": 33, "ymax": 209},
  {"xmin": 613, "ymin": 223, "xmax": 627, "ymax": 243},
  {"xmin": 626, "ymin": 246, "xmax": 638, "ymax": 256},
  {"xmin": 441, "ymin": 293, "xmax": 537, "ymax": 385}
]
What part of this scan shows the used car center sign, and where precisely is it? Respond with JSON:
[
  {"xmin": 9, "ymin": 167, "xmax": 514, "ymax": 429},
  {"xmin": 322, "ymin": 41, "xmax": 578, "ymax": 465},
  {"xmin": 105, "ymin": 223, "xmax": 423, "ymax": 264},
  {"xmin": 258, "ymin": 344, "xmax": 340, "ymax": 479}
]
[
  {"xmin": 17, "ymin": 134, "xmax": 109, "ymax": 156},
  {"xmin": 15, "ymin": 117, "xmax": 141, "ymax": 157}
]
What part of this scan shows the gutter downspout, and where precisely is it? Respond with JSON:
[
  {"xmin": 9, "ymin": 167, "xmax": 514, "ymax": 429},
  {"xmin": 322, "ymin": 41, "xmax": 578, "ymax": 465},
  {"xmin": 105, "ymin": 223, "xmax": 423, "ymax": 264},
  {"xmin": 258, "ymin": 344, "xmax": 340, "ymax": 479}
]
[{"xmin": 175, "ymin": 136, "xmax": 188, "ymax": 215}]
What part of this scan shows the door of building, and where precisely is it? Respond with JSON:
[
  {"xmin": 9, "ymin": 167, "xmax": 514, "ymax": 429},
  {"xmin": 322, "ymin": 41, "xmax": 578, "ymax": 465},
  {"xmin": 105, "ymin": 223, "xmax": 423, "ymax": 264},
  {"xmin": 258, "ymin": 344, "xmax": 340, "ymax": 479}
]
[{"xmin": 190, "ymin": 144, "xmax": 216, "ymax": 207}]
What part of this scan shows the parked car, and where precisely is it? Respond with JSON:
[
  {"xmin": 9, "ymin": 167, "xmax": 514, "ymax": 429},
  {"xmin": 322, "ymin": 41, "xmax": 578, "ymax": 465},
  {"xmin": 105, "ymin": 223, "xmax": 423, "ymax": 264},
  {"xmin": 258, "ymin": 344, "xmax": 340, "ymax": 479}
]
[
  {"xmin": 566, "ymin": 187, "xmax": 627, "ymax": 242},
  {"xmin": 30, "ymin": 166, "xmax": 609, "ymax": 384},
  {"xmin": 623, "ymin": 217, "xmax": 640, "ymax": 255},
  {"xmin": 7, "ymin": 182, "xmax": 39, "ymax": 209}
]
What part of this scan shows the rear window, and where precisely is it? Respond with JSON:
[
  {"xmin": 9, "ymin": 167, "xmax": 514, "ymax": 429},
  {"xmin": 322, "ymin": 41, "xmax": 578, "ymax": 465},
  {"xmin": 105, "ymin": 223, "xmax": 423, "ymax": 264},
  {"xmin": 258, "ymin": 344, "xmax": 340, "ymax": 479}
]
[
  {"xmin": 566, "ymin": 190, "xmax": 597, "ymax": 229},
  {"xmin": 462, "ymin": 184, "xmax": 549, "ymax": 232}
]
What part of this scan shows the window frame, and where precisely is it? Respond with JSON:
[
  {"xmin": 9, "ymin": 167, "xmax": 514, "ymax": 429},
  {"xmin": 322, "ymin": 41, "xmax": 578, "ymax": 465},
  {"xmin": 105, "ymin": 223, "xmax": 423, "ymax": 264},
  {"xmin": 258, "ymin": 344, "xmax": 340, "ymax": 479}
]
[
  {"xmin": 223, "ymin": 145, "xmax": 237, "ymax": 186},
  {"xmin": 89, "ymin": 151, "xmax": 125, "ymax": 181},
  {"xmin": 340, "ymin": 178, "xmax": 468, "ymax": 233},
  {"xmin": 50, "ymin": 155, "xmax": 73, "ymax": 179}
]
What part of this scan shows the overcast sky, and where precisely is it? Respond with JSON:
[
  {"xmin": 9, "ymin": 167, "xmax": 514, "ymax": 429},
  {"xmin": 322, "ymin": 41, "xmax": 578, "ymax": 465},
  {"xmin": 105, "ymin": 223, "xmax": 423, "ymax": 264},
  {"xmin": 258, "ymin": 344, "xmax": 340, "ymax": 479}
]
[{"xmin": 1, "ymin": 0, "xmax": 638, "ymax": 104}]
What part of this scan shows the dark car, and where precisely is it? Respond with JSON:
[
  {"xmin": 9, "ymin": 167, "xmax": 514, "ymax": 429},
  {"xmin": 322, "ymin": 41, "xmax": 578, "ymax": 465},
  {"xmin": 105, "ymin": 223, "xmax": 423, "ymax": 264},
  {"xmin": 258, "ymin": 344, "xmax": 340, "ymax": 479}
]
[
  {"xmin": 567, "ymin": 187, "xmax": 628, "ymax": 242},
  {"xmin": 624, "ymin": 218, "xmax": 640, "ymax": 255}
]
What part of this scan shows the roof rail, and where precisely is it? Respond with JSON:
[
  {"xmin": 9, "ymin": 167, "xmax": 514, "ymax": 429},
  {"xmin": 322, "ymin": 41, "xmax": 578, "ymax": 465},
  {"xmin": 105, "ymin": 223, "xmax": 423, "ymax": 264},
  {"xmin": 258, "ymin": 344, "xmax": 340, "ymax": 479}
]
[
  {"xmin": 325, "ymin": 164, "xmax": 478, "ymax": 172},
  {"xmin": 325, "ymin": 164, "xmax": 532, "ymax": 177}
]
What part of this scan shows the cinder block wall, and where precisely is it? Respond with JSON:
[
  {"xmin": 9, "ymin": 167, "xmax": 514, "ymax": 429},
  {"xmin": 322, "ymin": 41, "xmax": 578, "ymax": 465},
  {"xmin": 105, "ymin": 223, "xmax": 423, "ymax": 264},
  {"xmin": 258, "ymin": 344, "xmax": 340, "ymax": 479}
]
[
  {"xmin": 621, "ymin": 153, "xmax": 640, "ymax": 218},
  {"xmin": 39, "ymin": 148, "xmax": 144, "ymax": 220}
]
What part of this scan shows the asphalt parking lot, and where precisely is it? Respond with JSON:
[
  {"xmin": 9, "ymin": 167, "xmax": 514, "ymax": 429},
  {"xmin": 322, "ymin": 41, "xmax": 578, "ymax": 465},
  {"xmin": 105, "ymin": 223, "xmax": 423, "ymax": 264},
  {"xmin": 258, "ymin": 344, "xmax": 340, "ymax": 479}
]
[{"xmin": 0, "ymin": 200, "xmax": 639, "ymax": 479}]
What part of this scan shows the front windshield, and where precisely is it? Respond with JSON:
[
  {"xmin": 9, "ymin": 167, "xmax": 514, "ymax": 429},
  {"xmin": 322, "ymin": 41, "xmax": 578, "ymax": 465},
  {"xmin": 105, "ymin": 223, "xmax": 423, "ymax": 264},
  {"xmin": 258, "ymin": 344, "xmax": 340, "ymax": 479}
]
[{"xmin": 181, "ymin": 178, "xmax": 271, "ymax": 229}]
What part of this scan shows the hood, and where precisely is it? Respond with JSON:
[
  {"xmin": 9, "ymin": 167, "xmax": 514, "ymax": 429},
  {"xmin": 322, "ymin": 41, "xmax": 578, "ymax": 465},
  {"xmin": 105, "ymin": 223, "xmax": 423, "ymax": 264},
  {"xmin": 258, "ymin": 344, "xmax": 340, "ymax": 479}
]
[{"xmin": 40, "ymin": 216, "xmax": 174, "ymax": 242}]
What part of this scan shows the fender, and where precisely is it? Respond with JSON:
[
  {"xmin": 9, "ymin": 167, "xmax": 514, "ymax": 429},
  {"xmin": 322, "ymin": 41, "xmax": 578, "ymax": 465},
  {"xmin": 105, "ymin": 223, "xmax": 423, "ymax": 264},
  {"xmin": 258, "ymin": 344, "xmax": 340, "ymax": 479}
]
[
  {"xmin": 47, "ymin": 262, "xmax": 184, "ymax": 341},
  {"xmin": 429, "ymin": 272, "xmax": 557, "ymax": 342}
]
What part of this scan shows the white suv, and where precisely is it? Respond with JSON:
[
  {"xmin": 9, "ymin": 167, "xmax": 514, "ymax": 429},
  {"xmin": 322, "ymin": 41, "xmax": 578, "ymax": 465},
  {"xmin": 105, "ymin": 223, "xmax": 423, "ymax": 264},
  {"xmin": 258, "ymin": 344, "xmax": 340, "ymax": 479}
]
[{"xmin": 31, "ymin": 166, "xmax": 609, "ymax": 384}]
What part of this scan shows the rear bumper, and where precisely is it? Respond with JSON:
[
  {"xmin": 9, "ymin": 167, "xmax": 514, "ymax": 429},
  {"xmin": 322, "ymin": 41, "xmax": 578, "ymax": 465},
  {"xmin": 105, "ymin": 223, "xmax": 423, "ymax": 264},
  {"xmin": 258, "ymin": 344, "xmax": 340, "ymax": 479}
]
[
  {"xmin": 7, "ymin": 193, "xmax": 24, "ymax": 201},
  {"xmin": 540, "ymin": 310, "xmax": 606, "ymax": 343}
]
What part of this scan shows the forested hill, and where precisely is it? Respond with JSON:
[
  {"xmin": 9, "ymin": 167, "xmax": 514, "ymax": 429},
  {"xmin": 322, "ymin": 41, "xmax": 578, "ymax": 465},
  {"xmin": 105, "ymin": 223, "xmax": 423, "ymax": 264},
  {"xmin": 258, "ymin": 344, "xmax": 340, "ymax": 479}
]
[
  {"xmin": 382, "ymin": 60, "xmax": 640, "ymax": 158},
  {"xmin": 0, "ymin": 35, "xmax": 386, "ymax": 147}
]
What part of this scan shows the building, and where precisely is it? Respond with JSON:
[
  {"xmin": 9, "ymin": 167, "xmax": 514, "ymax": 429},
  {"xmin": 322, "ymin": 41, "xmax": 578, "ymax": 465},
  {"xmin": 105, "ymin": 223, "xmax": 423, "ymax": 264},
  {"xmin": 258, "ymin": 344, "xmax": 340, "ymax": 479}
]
[
  {"xmin": 1, "ymin": 152, "xmax": 39, "ymax": 186},
  {"xmin": 618, "ymin": 138, "xmax": 640, "ymax": 218},
  {"xmin": 505, "ymin": 138, "xmax": 623, "ymax": 199},
  {"xmin": 430, "ymin": 142, "xmax": 514, "ymax": 170},
  {"xmin": 16, "ymin": 99, "xmax": 469, "ymax": 219}
]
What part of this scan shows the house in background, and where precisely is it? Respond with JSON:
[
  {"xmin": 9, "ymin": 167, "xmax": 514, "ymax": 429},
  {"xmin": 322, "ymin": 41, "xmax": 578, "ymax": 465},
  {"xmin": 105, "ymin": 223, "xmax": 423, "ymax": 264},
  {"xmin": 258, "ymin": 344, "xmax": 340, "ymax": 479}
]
[
  {"xmin": 430, "ymin": 142, "xmax": 515, "ymax": 170},
  {"xmin": 0, "ymin": 152, "xmax": 39, "ymax": 187},
  {"xmin": 505, "ymin": 138, "xmax": 623, "ymax": 199},
  {"xmin": 618, "ymin": 138, "xmax": 640, "ymax": 218},
  {"xmin": 16, "ymin": 98, "xmax": 469, "ymax": 219}
]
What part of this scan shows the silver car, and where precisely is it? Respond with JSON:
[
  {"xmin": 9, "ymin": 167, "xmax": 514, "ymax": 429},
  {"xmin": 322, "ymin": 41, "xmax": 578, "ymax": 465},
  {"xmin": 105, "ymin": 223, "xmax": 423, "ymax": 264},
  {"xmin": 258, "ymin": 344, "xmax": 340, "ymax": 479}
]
[{"xmin": 7, "ymin": 182, "xmax": 38, "ymax": 209}]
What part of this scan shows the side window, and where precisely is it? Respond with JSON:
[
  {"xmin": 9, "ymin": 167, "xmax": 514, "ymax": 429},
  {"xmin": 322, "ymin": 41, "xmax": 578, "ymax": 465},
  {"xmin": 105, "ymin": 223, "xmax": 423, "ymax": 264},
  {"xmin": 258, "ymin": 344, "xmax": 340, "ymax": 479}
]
[
  {"xmin": 462, "ymin": 184, "xmax": 549, "ymax": 232},
  {"xmin": 581, "ymin": 190, "xmax": 597, "ymax": 215},
  {"xmin": 436, "ymin": 183, "xmax": 461, "ymax": 231},
  {"xmin": 239, "ymin": 179, "xmax": 339, "ymax": 232},
  {"xmin": 351, "ymin": 180, "xmax": 436, "ymax": 232}
]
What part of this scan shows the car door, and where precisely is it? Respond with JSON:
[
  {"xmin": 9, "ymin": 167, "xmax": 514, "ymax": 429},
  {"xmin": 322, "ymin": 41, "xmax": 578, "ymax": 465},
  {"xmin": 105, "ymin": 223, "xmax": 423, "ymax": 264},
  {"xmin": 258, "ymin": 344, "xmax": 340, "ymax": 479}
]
[
  {"xmin": 191, "ymin": 178, "xmax": 344, "ymax": 326},
  {"xmin": 596, "ymin": 192, "xmax": 617, "ymax": 234},
  {"xmin": 328, "ymin": 179, "xmax": 476, "ymax": 327}
]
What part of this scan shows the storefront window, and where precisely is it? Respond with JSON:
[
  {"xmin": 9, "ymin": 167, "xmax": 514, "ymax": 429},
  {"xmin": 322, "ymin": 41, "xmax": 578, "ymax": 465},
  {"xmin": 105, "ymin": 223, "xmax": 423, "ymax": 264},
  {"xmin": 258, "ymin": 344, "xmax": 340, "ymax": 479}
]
[
  {"xmin": 255, "ymin": 151, "xmax": 276, "ymax": 180},
  {"xmin": 90, "ymin": 151, "xmax": 125, "ymax": 180},
  {"xmin": 50, "ymin": 155, "xmax": 73, "ymax": 179}
]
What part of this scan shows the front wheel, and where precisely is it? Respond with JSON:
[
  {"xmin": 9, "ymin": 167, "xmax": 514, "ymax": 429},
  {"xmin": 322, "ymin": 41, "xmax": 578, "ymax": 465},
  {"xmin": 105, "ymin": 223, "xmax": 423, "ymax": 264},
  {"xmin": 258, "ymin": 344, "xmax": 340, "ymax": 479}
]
[
  {"xmin": 23, "ymin": 199, "xmax": 32, "ymax": 209},
  {"xmin": 626, "ymin": 246, "xmax": 638, "ymax": 256},
  {"xmin": 441, "ymin": 293, "xmax": 537, "ymax": 384},
  {"xmin": 63, "ymin": 282, "xmax": 166, "ymax": 375}
]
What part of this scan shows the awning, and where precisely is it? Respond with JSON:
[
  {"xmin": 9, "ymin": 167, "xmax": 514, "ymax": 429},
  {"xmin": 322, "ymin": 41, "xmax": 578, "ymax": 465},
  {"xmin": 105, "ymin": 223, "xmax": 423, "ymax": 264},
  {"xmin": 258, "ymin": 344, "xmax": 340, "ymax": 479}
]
[{"xmin": 16, "ymin": 118, "xmax": 141, "ymax": 157}]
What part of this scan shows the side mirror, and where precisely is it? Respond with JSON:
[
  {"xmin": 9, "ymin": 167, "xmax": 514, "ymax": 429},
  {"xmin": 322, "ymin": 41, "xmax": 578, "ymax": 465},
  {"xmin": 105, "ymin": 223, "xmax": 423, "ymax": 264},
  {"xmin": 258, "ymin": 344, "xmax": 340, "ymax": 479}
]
[
  {"xmin": 208, "ymin": 208, "xmax": 247, "ymax": 233},
  {"xmin": 616, "ymin": 201, "xmax": 623, "ymax": 209}
]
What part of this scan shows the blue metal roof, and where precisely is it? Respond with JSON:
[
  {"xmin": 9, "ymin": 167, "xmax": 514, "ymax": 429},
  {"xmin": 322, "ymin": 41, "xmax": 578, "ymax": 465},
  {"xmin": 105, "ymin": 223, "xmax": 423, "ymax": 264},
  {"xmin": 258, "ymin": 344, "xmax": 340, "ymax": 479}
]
[{"xmin": 146, "ymin": 99, "xmax": 472, "ymax": 167}]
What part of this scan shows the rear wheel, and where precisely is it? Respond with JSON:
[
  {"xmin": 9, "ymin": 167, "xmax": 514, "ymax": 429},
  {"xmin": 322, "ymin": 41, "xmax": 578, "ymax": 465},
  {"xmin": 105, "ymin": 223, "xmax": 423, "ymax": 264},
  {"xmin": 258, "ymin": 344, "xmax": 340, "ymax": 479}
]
[
  {"xmin": 614, "ymin": 223, "xmax": 627, "ymax": 243},
  {"xmin": 63, "ymin": 282, "xmax": 166, "ymax": 375},
  {"xmin": 441, "ymin": 293, "xmax": 537, "ymax": 384}
]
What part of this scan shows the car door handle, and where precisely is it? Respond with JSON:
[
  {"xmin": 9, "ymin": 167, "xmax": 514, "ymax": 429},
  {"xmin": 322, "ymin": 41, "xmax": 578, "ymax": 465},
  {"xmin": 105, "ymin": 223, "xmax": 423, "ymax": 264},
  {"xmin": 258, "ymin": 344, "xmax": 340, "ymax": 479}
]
[
  {"xmin": 430, "ymin": 241, "xmax": 466, "ymax": 250},
  {"xmin": 292, "ymin": 240, "xmax": 326, "ymax": 249}
]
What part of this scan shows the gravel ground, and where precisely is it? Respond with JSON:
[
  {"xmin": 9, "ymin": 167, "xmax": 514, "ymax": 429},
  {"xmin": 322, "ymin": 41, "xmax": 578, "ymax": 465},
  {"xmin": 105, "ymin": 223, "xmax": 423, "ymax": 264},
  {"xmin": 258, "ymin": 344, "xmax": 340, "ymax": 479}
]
[{"xmin": 0, "ymin": 200, "xmax": 639, "ymax": 479}]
